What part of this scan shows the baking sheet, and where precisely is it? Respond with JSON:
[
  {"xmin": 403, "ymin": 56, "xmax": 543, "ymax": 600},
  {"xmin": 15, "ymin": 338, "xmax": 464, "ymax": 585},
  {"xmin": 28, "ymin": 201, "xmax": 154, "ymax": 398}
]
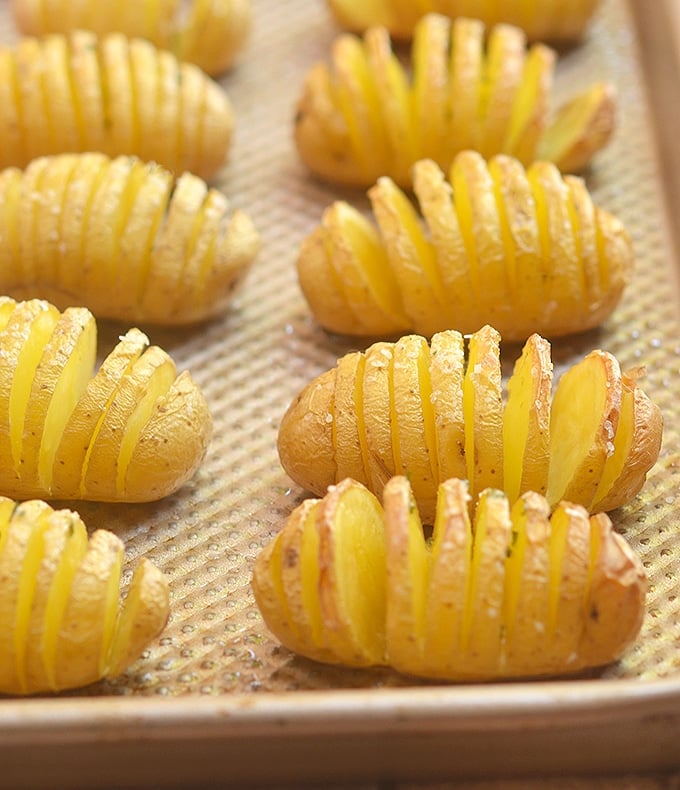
[{"xmin": 2, "ymin": 0, "xmax": 680, "ymax": 785}]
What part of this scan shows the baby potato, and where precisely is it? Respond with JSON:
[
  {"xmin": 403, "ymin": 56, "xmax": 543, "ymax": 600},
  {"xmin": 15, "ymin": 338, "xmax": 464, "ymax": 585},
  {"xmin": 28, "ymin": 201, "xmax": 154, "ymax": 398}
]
[
  {"xmin": 0, "ymin": 497, "xmax": 169, "ymax": 696},
  {"xmin": 297, "ymin": 152, "xmax": 632, "ymax": 341},
  {"xmin": 12, "ymin": 0, "xmax": 252, "ymax": 76},
  {"xmin": 0, "ymin": 30, "xmax": 233, "ymax": 179},
  {"xmin": 0, "ymin": 297, "xmax": 212, "ymax": 503},
  {"xmin": 0, "ymin": 154, "xmax": 260, "ymax": 325},
  {"xmin": 277, "ymin": 328, "xmax": 662, "ymax": 524},
  {"xmin": 252, "ymin": 476, "xmax": 646, "ymax": 680},
  {"xmin": 295, "ymin": 14, "xmax": 615, "ymax": 187}
]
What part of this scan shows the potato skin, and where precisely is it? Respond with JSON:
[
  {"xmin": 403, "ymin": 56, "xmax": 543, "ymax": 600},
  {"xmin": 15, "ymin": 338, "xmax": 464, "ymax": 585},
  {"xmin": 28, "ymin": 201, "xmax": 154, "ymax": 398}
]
[
  {"xmin": 0, "ymin": 496, "xmax": 169, "ymax": 695},
  {"xmin": 0, "ymin": 30, "xmax": 233, "ymax": 178},
  {"xmin": 297, "ymin": 153, "xmax": 632, "ymax": 342},
  {"xmin": 327, "ymin": 0, "xmax": 600, "ymax": 43},
  {"xmin": 295, "ymin": 14, "xmax": 614, "ymax": 187},
  {"xmin": 252, "ymin": 476, "xmax": 646, "ymax": 680},
  {"xmin": 278, "ymin": 328, "xmax": 662, "ymax": 523},
  {"xmin": 12, "ymin": 0, "xmax": 252, "ymax": 76},
  {"xmin": 0, "ymin": 154, "xmax": 260, "ymax": 325},
  {"xmin": 0, "ymin": 298, "xmax": 212, "ymax": 503}
]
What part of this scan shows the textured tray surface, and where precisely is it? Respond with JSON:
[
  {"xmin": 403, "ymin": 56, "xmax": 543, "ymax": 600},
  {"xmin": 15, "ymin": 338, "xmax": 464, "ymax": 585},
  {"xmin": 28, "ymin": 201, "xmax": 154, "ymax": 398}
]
[{"xmin": 0, "ymin": 0, "xmax": 679, "ymax": 704}]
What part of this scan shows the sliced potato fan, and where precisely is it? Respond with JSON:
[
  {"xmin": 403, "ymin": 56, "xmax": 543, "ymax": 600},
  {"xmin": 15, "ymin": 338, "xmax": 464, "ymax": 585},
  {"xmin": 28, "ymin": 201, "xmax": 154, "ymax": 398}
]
[
  {"xmin": 298, "ymin": 152, "xmax": 632, "ymax": 341},
  {"xmin": 0, "ymin": 496, "xmax": 169, "ymax": 695},
  {"xmin": 0, "ymin": 154, "xmax": 260, "ymax": 325},
  {"xmin": 0, "ymin": 30, "xmax": 233, "ymax": 178},
  {"xmin": 12, "ymin": 0, "xmax": 252, "ymax": 76},
  {"xmin": 277, "ymin": 327, "xmax": 662, "ymax": 524},
  {"xmin": 0, "ymin": 297, "xmax": 212, "ymax": 502},
  {"xmin": 295, "ymin": 14, "xmax": 615, "ymax": 187},
  {"xmin": 327, "ymin": 0, "xmax": 600, "ymax": 42},
  {"xmin": 252, "ymin": 476, "xmax": 646, "ymax": 680}
]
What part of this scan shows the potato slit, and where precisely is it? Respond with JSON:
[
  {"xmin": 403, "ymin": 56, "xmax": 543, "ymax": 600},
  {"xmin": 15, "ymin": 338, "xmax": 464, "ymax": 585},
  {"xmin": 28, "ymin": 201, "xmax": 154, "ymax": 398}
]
[
  {"xmin": 354, "ymin": 354, "xmax": 372, "ymax": 486},
  {"xmin": 176, "ymin": 191, "xmax": 222, "ymax": 316}
]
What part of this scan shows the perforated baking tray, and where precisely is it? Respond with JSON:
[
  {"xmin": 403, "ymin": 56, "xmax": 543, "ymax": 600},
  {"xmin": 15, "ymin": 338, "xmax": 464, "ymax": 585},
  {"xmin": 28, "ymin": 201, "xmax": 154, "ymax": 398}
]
[{"xmin": 2, "ymin": 0, "xmax": 680, "ymax": 786}]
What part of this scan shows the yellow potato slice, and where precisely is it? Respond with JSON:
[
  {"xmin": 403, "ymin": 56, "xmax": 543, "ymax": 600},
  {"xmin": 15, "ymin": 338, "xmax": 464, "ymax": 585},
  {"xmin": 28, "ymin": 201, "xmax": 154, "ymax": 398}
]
[
  {"xmin": 105, "ymin": 557, "xmax": 170, "ymax": 679},
  {"xmin": 503, "ymin": 333, "xmax": 553, "ymax": 502},
  {"xmin": 361, "ymin": 341, "xmax": 397, "ymax": 495},
  {"xmin": 20, "ymin": 307, "xmax": 97, "ymax": 494},
  {"xmin": 276, "ymin": 499, "xmax": 338, "ymax": 664},
  {"xmin": 391, "ymin": 335, "xmax": 439, "ymax": 523},
  {"xmin": 0, "ymin": 301, "xmax": 60, "ymax": 480},
  {"xmin": 364, "ymin": 25, "xmax": 417, "ymax": 184},
  {"xmin": 591, "ymin": 369, "xmax": 663, "ymax": 513},
  {"xmin": 21, "ymin": 508, "xmax": 84, "ymax": 693},
  {"xmin": 53, "ymin": 530, "xmax": 124, "ymax": 691},
  {"xmin": 463, "ymin": 325, "xmax": 504, "ymax": 501},
  {"xmin": 138, "ymin": 171, "xmax": 207, "ymax": 320},
  {"xmin": 462, "ymin": 489, "xmax": 513, "ymax": 675},
  {"xmin": 0, "ymin": 500, "xmax": 52, "ymax": 694},
  {"xmin": 316, "ymin": 479, "xmax": 387, "ymax": 665},
  {"xmin": 81, "ymin": 346, "xmax": 176, "ymax": 500},
  {"xmin": 412, "ymin": 159, "xmax": 477, "ymax": 331},
  {"xmin": 412, "ymin": 14, "xmax": 450, "ymax": 163},
  {"xmin": 546, "ymin": 350, "xmax": 622, "ymax": 509},
  {"xmin": 51, "ymin": 328, "xmax": 149, "ymax": 499},
  {"xmin": 543, "ymin": 501, "xmax": 591, "ymax": 673},
  {"xmin": 578, "ymin": 513, "xmax": 647, "ymax": 668},
  {"xmin": 538, "ymin": 82, "xmax": 617, "ymax": 173},
  {"xmin": 251, "ymin": 534, "xmax": 303, "ymax": 657},
  {"xmin": 423, "ymin": 478, "xmax": 472, "ymax": 677},
  {"xmin": 383, "ymin": 477, "xmax": 430, "ymax": 674},
  {"xmin": 448, "ymin": 17, "xmax": 484, "ymax": 154},
  {"xmin": 427, "ymin": 329, "xmax": 466, "ymax": 484},
  {"xmin": 503, "ymin": 492, "xmax": 551, "ymax": 674},
  {"xmin": 370, "ymin": 175, "xmax": 448, "ymax": 336}
]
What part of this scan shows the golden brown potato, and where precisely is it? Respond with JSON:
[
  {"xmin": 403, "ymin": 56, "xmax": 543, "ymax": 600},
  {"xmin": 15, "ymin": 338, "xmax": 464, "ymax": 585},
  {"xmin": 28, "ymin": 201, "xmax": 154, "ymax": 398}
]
[
  {"xmin": 277, "ymin": 328, "xmax": 662, "ymax": 524},
  {"xmin": 0, "ymin": 30, "xmax": 232, "ymax": 178},
  {"xmin": 252, "ymin": 476, "xmax": 646, "ymax": 680},
  {"xmin": 327, "ymin": 0, "xmax": 600, "ymax": 43},
  {"xmin": 295, "ymin": 15, "xmax": 615, "ymax": 187},
  {"xmin": 0, "ymin": 496, "xmax": 169, "ymax": 696},
  {"xmin": 0, "ymin": 154, "xmax": 260, "ymax": 325},
  {"xmin": 0, "ymin": 297, "xmax": 212, "ymax": 502},
  {"xmin": 12, "ymin": 0, "xmax": 252, "ymax": 76},
  {"xmin": 298, "ymin": 153, "xmax": 632, "ymax": 341}
]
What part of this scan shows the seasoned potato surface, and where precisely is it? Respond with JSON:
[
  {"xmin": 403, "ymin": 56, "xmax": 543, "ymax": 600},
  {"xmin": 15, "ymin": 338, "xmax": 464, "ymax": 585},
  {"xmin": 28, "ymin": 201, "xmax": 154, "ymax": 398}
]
[{"xmin": 253, "ymin": 477, "xmax": 646, "ymax": 680}]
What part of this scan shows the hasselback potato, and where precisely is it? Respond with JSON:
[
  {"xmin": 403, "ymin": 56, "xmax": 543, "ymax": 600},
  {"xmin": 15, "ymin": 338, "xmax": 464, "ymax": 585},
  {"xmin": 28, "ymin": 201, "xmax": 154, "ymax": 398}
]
[
  {"xmin": 327, "ymin": 0, "xmax": 600, "ymax": 42},
  {"xmin": 0, "ymin": 497, "xmax": 169, "ymax": 695},
  {"xmin": 0, "ymin": 154, "xmax": 260, "ymax": 325},
  {"xmin": 295, "ymin": 14, "xmax": 615, "ymax": 187},
  {"xmin": 0, "ymin": 30, "xmax": 232, "ymax": 178},
  {"xmin": 12, "ymin": 0, "xmax": 252, "ymax": 76},
  {"xmin": 0, "ymin": 298, "xmax": 212, "ymax": 503},
  {"xmin": 277, "ymin": 327, "xmax": 662, "ymax": 524},
  {"xmin": 298, "ymin": 152, "xmax": 632, "ymax": 341},
  {"xmin": 253, "ymin": 476, "xmax": 646, "ymax": 680}
]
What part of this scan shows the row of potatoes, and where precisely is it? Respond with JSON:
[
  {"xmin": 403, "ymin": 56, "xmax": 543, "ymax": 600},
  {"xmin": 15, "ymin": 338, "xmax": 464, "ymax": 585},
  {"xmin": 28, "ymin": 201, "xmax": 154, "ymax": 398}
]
[{"xmin": 0, "ymin": 0, "xmax": 661, "ymax": 694}]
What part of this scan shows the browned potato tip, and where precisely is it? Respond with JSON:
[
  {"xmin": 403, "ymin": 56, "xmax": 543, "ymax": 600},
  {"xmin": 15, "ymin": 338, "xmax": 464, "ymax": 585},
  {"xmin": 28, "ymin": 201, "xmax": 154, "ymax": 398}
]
[
  {"xmin": 295, "ymin": 14, "xmax": 615, "ymax": 187},
  {"xmin": 252, "ymin": 477, "xmax": 646, "ymax": 680},
  {"xmin": 327, "ymin": 0, "xmax": 601, "ymax": 43},
  {"xmin": 0, "ymin": 496, "xmax": 169, "ymax": 696},
  {"xmin": 0, "ymin": 154, "xmax": 260, "ymax": 325},
  {"xmin": 0, "ymin": 297, "xmax": 212, "ymax": 503},
  {"xmin": 298, "ymin": 152, "xmax": 631, "ymax": 341},
  {"xmin": 12, "ymin": 0, "xmax": 253, "ymax": 76},
  {"xmin": 0, "ymin": 30, "xmax": 233, "ymax": 179},
  {"xmin": 277, "ymin": 327, "xmax": 662, "ymax": 524}
]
